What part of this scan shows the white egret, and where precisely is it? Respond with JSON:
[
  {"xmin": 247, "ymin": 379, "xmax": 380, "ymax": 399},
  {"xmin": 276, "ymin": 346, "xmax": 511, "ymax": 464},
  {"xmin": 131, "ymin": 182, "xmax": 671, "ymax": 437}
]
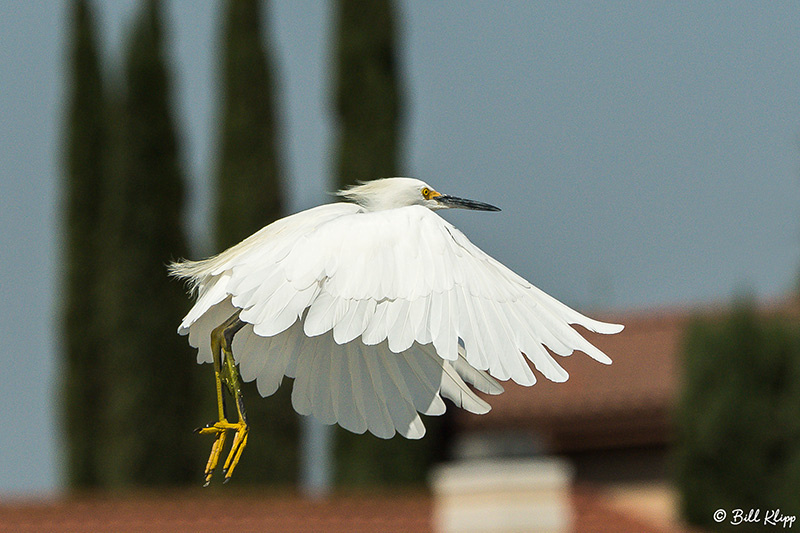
[{"xmin": 170, "ymin": 177, "xmax": 623, "ymax": 485}]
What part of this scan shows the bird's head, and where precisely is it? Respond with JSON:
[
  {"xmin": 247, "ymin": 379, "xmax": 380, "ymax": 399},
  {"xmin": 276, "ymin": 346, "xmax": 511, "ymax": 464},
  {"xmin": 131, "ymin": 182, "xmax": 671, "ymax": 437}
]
[{"xmin": 337, "ymin": 177, "xmax": 501, "ymax": 212}]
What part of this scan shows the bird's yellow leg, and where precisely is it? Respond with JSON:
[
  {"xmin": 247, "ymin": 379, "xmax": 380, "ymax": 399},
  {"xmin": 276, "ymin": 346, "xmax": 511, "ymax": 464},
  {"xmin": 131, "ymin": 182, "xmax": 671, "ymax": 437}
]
[
  {"xmin": 196, "ymin": 321, "xmax": 228, "ymax": 486},
  {"xmin": 220, "ymin": 340, "xmax": 248, "ymax": 483},
  {"xmin": 197, "ymin": 311, "xmax": 247, "ymax": 486}
]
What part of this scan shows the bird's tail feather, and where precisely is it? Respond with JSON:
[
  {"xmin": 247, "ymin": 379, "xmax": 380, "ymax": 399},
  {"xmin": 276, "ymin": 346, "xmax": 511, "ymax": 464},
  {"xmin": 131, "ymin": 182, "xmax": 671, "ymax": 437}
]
[{"xmin": 168, "ymin": 258, "xmax": 210, "ymax": 293}]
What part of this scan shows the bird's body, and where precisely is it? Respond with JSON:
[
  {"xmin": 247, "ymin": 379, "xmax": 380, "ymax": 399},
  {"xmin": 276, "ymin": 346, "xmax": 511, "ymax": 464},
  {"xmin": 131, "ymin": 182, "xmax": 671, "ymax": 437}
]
[{"xmin": 171, "ymin": 177, "xmax": 623, "ymax": 484}]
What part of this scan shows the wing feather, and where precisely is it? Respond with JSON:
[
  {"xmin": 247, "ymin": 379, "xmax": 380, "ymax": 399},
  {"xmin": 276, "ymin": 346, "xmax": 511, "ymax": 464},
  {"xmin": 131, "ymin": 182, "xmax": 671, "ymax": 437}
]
[
  {"xmin": 311, "ymin": 332, "xmax": 335, "ymax": 424},
  {"xmin": 233, "ymin": 324, "xmax": 267, "ymax": 382},
  {"xmin": 333, "ymin": 298, "xmax": 374, "ymax": 345},
  {"xmin": 344, "ymin": 339, "xmax": 370, "ymax": 434},
  {"xmin": 439, "ymin": 360, "xmax": 491, "ymax": 415},
  {"xmin": 186, "ymin": 297, "xmax": 236, "ymax": 364},
  {"xmin": 410, "ymin": 295, "xmax": 432, "ymax": 345},
  {"xmin": 179, "ymin": 273, "xmax": 231, "ymax": 334},
  {"xmin": 290, "ymin": 332, "xmax": 318, "ymax": 416},
  {"xmin": 357, "ymin": 342, "xmax": 395, "ymax": 438},
  {"xmin": 304, "ymin": 291, "xmax": 350, "ymax": 338},
  {"xmin": 454, "ymin": 344, "xmax": 505, "ymax": 395},
  {"xmin": 387, "ymin": 299, "xmax": 416, "ymax": 353},
  {"xmin": 455, "ymin": 287, "xmax": 490, "ymax": 372},
  {"xmin": 255, "ymin": 329, "xmax": 293, "ymax": 397},
  {"xmin": 431, "ymin": 289, "xmax": 459, "ymax": 362},
  {"xmin": 362, "ymin": 299, "xmax": 390, "ymax": 345},
  {"xmin": 399, "ymin": 349, "xmax": 447, "ymax": 416},
  {"xmin": 377, "ymin": 354, "xmax": 425, "ymax": 439}
]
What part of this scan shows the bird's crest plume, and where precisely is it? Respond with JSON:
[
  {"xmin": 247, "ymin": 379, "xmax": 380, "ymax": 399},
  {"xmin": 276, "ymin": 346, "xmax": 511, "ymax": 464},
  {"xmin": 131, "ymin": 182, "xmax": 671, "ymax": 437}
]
[{"xmin": 336, "ymin": 177, "xmax": 431, "ymax": 211}]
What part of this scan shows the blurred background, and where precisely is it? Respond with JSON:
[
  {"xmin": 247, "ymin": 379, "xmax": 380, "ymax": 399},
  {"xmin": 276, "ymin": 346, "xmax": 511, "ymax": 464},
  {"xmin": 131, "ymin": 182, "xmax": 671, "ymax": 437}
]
[{"xmin": 2, "ymin": 0, "xmax": 800, "ymax": 531}]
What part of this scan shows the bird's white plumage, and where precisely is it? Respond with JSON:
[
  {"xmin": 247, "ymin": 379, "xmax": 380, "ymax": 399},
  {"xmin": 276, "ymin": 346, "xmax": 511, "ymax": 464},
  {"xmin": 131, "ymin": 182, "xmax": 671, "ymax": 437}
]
[{"xmin": 173, "ymin": 178, "xmax": 623, "ymax": 439}]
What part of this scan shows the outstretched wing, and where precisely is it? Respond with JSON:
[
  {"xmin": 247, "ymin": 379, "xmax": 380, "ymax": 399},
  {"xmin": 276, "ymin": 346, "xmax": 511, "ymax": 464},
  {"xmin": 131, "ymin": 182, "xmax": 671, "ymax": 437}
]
[{"xmin": 174, "ymin": 203, "xmax": 622, "ymax": 438}]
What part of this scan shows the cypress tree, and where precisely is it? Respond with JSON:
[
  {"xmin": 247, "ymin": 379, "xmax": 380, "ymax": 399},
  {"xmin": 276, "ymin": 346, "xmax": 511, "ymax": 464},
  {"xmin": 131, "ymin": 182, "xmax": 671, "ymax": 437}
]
[
  {"xmin": 96, "ymin": 0, "xmax": 198, "ymax": 486},
  {"xmin": 61, "ymin": 0, "xmax": 106, "ymax": 487},
  {"xmin": 333, "ymin": 0, "xmax": 401, "ymax": 190},
  {"xmin": 331, "ymin": 0, "xmax": 440, "ymax": 485},
  {"xmin": 215, "ymin": 0, "xmax": 283, "ymax": 250},
  {"xmin": 212, "ymin": 0, "xmax": 295, "ymax": 484},
  {"xmin": 675, "ymin": 301, "xmax": 800, "ymax": 529}
]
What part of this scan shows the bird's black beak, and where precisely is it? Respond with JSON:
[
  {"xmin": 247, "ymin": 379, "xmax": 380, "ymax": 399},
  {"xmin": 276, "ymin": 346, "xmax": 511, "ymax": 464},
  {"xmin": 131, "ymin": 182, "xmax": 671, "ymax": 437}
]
[{"xmin": 434, "ymin": 195, "xmax": 501, "ymax": 212}]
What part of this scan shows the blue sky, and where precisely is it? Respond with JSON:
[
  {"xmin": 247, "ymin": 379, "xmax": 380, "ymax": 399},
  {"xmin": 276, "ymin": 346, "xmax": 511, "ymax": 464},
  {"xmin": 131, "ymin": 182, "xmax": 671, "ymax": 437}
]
[{"xmin": 2, "ymin": 0, "xmax": 800, "ymax": 495}]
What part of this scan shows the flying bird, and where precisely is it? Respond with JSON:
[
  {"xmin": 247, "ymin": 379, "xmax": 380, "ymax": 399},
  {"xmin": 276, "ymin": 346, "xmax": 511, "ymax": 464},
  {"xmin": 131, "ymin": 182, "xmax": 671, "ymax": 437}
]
[{"xmin": 170, "ymin": 177, "xmax": 623, "ymax": 485}]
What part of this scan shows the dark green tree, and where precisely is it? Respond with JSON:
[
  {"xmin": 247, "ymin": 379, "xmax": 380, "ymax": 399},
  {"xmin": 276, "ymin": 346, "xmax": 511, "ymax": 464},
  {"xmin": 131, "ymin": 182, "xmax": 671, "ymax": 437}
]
[
  {"xmin": 331, "ymin": 0, "xmax": 441, "ymax": 485},
  {"xmin": 214, "ymin": 0, "xmax": 283, "ymax": 249},
  {"xmin": 61, "ymin": 0, "xmax": 107, "ymax": 487},
  {"xmin": 675, "ymin": 300, "xmax": 800, "ymax": 530},
  {"xmin": 95, "ymin": 0, "xmax": 199, "ymax": 486},
  {"xmin": 333, "ymin": 0, "xmax": 402, "ymax": 190},
  {"xmin": 212, "ymin": 0, "xmax": 295, "ymax": 484}
]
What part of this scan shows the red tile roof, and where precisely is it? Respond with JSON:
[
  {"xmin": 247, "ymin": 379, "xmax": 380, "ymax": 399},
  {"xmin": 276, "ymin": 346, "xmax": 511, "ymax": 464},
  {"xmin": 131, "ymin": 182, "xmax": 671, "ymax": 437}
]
[
  {"xmin": 0, "ymin": 490, "xmax": 432, "ymax": 533},
  {"xmin": 457, "ymin": 299, "xmax": 799, "ymax": 452},
  {"xmin": 456, "ymin": 307, "xmax": 691, "ymax": 451},
  {"xmin": 0, "ymin": 487, "xmax": 700, "ymax": 533}
]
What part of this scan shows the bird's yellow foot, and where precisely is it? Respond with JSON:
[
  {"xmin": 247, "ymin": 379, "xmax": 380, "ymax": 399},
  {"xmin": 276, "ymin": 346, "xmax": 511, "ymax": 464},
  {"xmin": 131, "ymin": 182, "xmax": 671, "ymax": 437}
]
[{"xmin": 197, "ymin": 419, "xmax": 249, "ymax": 486}]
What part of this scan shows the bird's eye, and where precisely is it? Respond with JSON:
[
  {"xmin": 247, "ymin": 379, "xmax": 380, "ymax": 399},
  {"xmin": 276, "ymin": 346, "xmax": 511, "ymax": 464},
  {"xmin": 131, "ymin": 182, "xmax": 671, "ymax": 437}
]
[{"xmin": 421, "ymin": 187, "xmax": 431, "ymax": 199}]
